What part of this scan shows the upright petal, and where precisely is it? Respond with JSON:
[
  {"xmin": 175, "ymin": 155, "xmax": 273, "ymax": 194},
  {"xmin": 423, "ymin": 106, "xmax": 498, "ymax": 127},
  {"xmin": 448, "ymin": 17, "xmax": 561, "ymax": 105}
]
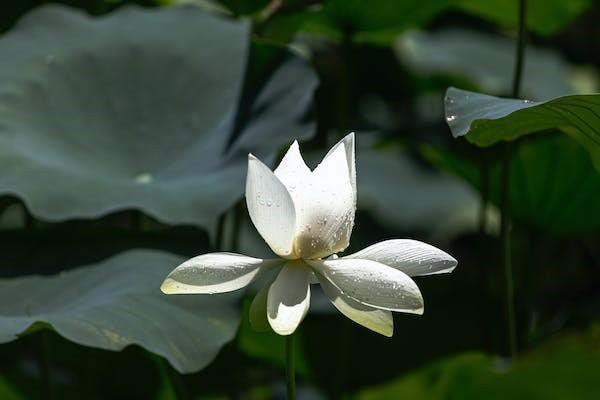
[
  {"xmin": 293, "ymin": 144, "xmax": 355, "ymax": 259},
  {"xmin": 267, "ymin": 262, "xmax": 311, "ymax": 335},
  {"xmin": 246, "ymin": 154, "xmax": 297, "ymax": 258},
  {"xmin": 343, "ymin": 240, "xmax": 457, "ymax": 276},
  {"xmin": 322, "ymin": 132, "xmax": 356, "ymax": 205},
  {"xmin": 309, "ymin": 258, "xmax": 423, "ymax": 313},
  {"xmin": 274, "ymin": 140, "xmax": 313, "ymax": 192},
  {"xmin": 316, "ymin": 273, "xmax": 393, "ymax": 337},
  {"xmin": 161, "ymin": 253, "xmax": 281, "ymax": 294},
  {"xmin": 274, "ymin": 140, "xmax": 313, "ymax": 220}
]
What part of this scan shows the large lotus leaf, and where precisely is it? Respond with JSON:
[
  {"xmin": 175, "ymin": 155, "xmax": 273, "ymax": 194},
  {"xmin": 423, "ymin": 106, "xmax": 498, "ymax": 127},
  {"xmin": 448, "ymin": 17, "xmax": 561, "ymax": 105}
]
[
  {"xmin": 159, "ymin": 0, "xmax": 233, "ymax": 15},
  {"xmin": 445, "ymin": 87, "xmax": 600, "ymax": 172},
  {"xmin": 0, "ymin": 250, "xmax": 240, "ymax": 374},
  {"xmin": 423, "ymin": 133, "xmax": 600, "ymax": 234},
  {"xmin": 0, "ymin": 5, "xmax": 317, "ymax": 226},
  {"xmin": 455, "ymin": 0, "xmax": 591, "ymax": 36},
  {"xmin": 395, "ymin": 29, "xmax": 595, "ymax": 100},
  {"xmin": 357, "ymin": 328, "xmax": 600, "ymax": 399},
  {"xmin": 356, "ymin": 146, "xmax": 496, "ymax": 239}
]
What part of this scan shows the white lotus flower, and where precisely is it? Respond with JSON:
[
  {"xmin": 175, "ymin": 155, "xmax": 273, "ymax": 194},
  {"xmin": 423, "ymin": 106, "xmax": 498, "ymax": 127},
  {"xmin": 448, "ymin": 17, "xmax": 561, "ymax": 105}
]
[{"xmin": 161, "ymin": 133, "xmax": 457, "ymax": 336}]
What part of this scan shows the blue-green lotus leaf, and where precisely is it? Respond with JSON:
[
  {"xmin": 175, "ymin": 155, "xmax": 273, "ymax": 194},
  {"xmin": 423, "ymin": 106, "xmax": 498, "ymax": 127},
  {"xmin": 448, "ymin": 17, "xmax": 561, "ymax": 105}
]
[
  {"xmin": 0, "ymin": 5, "xmax": 317, "ymax": 226},
  {"xmin": 0, "ymin": 250, "xmax": 240, "ymax": 373},
  {"xmin": 395, "ymin": 29, "xmax": 595, "ymax": 100},
  {"xmin": 445, "ymin": 87, "xmax": 600, "ymax": 172}
]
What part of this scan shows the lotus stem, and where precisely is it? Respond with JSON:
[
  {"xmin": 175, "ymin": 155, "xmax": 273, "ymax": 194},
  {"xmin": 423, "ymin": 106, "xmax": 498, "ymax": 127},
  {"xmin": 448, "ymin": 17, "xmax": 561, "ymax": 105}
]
[
  {"xmin": 502, "ymin": 0, "xmax": 527, "ymax": 360},
  {"xmin": 285, "ymin": 333, "xmax": 297, "ymax": 400}
]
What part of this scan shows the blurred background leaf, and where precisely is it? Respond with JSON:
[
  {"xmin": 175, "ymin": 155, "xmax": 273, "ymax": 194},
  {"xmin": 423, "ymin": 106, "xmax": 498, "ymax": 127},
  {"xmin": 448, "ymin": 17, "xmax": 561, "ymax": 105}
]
[
  {"xmin": 423, "ymin": 133, "xmax": 600, "ymax": 234},
  {"xmin": 0, "ymin": 4, "xmax": 316, "ymax": 227},
  {"xmin": 357, "ymin": 325, "xmax": 600, "ymax": 399},
  {"xmin": 454, "ymin": 0, "xmax": 592, "ymax": 36},
  {"xmin": 395, "ymin": 28, "xmax": 597, "ymax": 100},
  {"xmin": 0, "ymin": 250, "xmax": 240, "ymax": 373}
]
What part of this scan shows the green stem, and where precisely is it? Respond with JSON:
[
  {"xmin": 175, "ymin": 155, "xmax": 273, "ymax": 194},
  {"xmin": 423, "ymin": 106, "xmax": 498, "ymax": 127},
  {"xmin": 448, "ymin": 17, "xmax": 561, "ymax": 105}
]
[
  {"xmin": 285, "ymin": 333, "xmax": 297, "ymax": 400},
  {"xmin": 478, "ymin": 160, "xmax": 490, "ymax": 235},
  {"xmin": 501, "ymin": 142, "xmax": 517, "ymax": 358},
  {"xmin": 40, "ymin": 331, "xmax": 56, "ymax": 400},
  {"xmin": 163, "ymin": 358, "xmax": 188, "ymax": 400},
  {"xmin": 502, "ymin": 0, "xmax": 527, "ymax": 360}
]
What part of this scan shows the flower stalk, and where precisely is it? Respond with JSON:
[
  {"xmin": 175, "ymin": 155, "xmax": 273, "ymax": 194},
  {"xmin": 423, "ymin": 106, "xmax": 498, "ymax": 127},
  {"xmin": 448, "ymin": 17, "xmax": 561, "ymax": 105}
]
[
  {"xmin": 285, "ymin": 333, "xmax": 296, "ymax": 400},
  {"xmin": 502, "ymin": 0, "xmax": 527, "ymax": 360}
]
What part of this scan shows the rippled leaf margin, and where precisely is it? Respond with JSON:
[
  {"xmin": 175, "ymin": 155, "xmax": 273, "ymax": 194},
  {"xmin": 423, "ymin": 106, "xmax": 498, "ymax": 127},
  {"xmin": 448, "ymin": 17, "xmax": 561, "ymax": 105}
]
[
  {"xmin": 0, "ymin": 250, "xmax": 241, "ymax": 374},
  {"xmin": 445, "ymin": 87, "xmax": 600, "ymax": 172}
]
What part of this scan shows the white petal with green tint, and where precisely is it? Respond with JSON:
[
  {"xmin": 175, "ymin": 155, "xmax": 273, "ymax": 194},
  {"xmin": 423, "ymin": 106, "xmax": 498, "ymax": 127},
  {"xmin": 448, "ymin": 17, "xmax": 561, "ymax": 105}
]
[
  {"xmin": 274, "ymin": 140, "xmax": 313, "ymax": 206},
  {"xmin": 161, "ymin": 252, "xmax": 281, "ymax": 294},
  {"xmin": 0, "ymin": 250, "xmax": 240, "ymax": 373},
  {"xmin": 322, "ymin": 133, "xmax": 357, "ymax": 205},
  {"xmin": 267, "ymin": 263, "xmax": 311, "ymax": 335},
  {"xmin": 343, "ymin": 240, "xmax": 457, "ymax": 276},
  {"xmin": 293, "ymin": 144, "xmax": 355, "ymax": 259},
  {"xmin": 309, "ymin": 259, "xmax": 423, "ymax": 314},
  {"xmin": 317, "ymin": 272, "xmax": 393, "ymax": 337},
  {"xmin": 246, "ymin": 155, "xmax": 297, "ymax": 258}
]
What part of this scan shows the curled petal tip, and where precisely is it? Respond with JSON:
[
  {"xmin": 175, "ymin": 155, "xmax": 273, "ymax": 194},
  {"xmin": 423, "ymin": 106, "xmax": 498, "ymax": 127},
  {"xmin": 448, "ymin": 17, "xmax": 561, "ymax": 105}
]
[
  {"xmin": 248, "ymin": 153, "xmax": 258, "ymax": 161},
  {"xmin": 160, "ymin": 278, "xmax": 173, "ymax": 294}
]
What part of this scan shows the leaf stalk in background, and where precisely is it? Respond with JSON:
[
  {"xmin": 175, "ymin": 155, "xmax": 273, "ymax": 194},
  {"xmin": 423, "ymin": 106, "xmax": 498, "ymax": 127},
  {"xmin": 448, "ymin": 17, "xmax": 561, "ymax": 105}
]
[
  {"xmin": 286, "ymin": 333, "xmax": 297, "ymax": 400},
  {"xmin": 502, "ymin": 0, "xmax": 527, "ymax": 360}
]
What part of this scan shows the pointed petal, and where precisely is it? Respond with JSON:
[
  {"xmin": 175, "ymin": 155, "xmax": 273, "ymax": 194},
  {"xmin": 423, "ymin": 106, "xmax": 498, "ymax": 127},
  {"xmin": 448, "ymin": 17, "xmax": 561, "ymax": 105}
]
[
  {"xmin": 316, "ymin": 272, "xmax": 393, "ymax": 337},
  {"xmin": 274, "ymin": 140, "xmax": 312, "ymax": 192},
  {"xmin": 309, "ymin": 259, "xmax": 423, "ymax": 314},
  {"xmin": 322, "ymin": 132, "xmax": 356, "ymax": 204},
  {"xmin": 267, "ymin": 262, "xmax": 311, "ymax": 335},
  {"xmin": 161, "ymin": 253, "xmax": 281, "ymax": 294},
  {"xmin": 293, "ymin": 144, "xmax": 355, "ymax": 259},
  {"xmin": 249, "ymin": 285, "xmax": 271, "ymax": 332},
  {"xmin": 246, "ymin": 154, "xmax": 297, "ymax": 258},
  {"xmin": 343, "ymin": 240, "xmax": 457, "ymax": 276}
]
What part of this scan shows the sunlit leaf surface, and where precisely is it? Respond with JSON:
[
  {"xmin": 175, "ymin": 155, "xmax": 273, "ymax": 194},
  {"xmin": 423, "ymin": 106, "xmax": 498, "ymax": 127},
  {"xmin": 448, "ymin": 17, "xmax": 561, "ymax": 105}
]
[
  {"xmin": 0, "ymin": 5, "xmax": 317, "ymax": 226},
  {"xmin": 358, "ymin": 328, "xmax": 600, "ymax": 399},
  {"xmin": 445, "ymin": 87, "xmax": 600, "ymax": 171},
  {"xmin": 0, "ymin": 250, "xmax": 240, "ymax": 373}
]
